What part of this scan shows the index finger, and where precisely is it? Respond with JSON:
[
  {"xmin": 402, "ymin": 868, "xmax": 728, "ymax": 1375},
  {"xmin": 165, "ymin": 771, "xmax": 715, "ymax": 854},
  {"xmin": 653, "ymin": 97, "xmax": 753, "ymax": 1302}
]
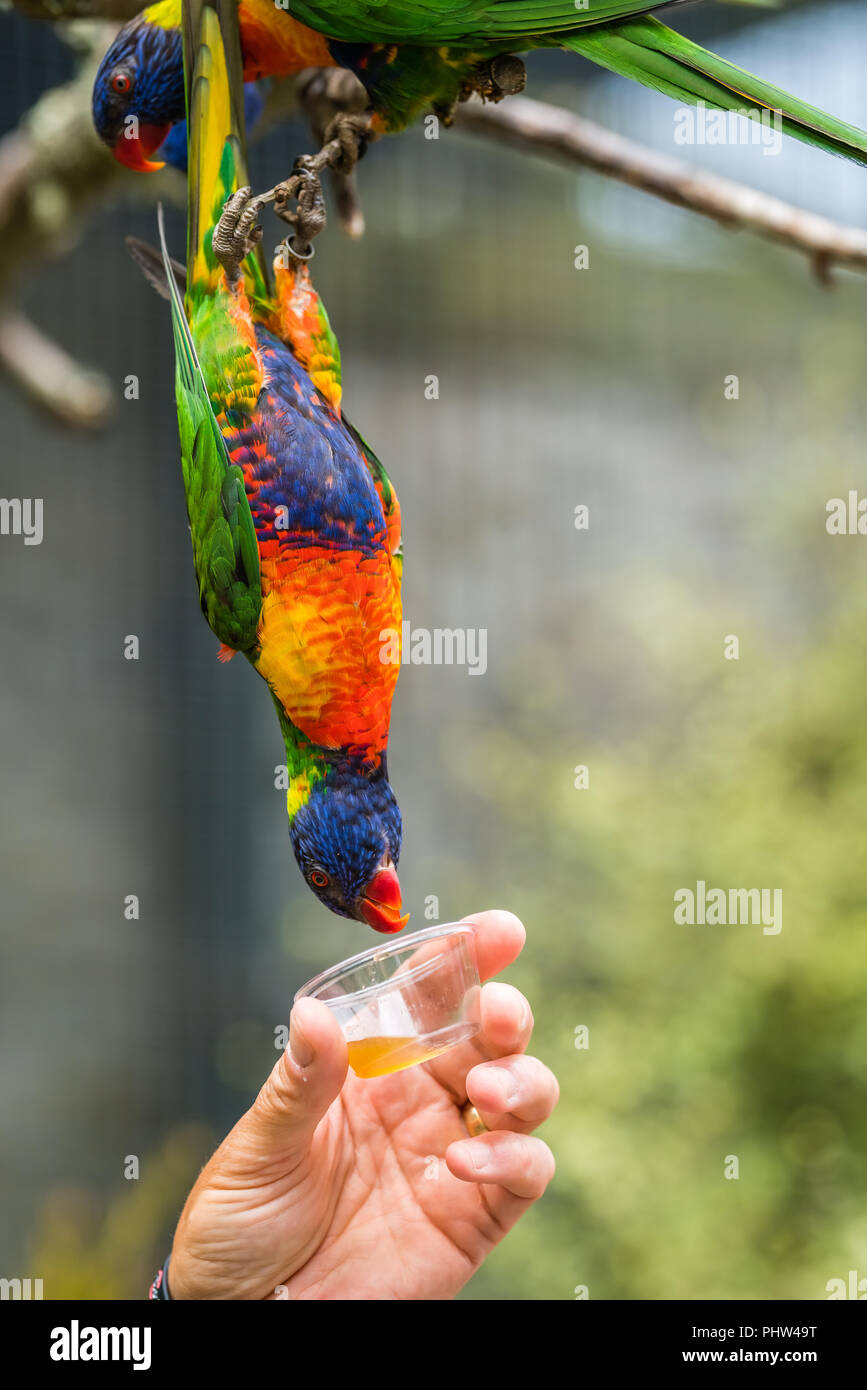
[{"xmin": 460, "ymin": 909, "xmax": 526, "ymax": 982}]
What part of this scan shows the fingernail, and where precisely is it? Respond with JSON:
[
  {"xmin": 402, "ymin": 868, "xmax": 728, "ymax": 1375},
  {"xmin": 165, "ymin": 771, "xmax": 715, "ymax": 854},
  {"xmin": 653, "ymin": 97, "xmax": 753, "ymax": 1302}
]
[
  {"xmin": 469, "ymin": 1145, "xmax": 493, "ymax": 1174},
  {"xmin": 289, "ymin": 1011, "xmax": 315, "ymax": 1069},
  {"xmin": 502, "ymin": 1072, "xmax": 521, "ymax": 1110},
  {"xmin": 488, "ymin": 1070, "xmax": 519, "ymax": 1110}
]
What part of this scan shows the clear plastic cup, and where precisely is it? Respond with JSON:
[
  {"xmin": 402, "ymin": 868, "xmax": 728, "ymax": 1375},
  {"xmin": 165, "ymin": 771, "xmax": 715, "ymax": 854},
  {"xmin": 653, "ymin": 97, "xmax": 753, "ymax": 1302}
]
[{"xmin": 294, "ymin": 923, "xmax": 481, "ymax": 1078}]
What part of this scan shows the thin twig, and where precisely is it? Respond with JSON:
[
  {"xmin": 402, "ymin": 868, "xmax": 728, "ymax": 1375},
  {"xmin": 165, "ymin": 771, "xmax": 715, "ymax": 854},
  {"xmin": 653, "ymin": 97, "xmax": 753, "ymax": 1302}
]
[{"xmin": 455, "ymin": 95, "xmax": 867, "ymax": 280}]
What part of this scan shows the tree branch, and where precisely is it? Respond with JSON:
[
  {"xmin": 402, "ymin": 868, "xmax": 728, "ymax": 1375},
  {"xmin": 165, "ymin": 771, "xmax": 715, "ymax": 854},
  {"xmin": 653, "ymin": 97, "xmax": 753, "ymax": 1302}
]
[
  {"xmin": 9, "ymin": 0, "xmax": 143, "ymax": 21},
  {"xmin": 455, "ymin": 95, "xmax": 867, "ymax": 281}
]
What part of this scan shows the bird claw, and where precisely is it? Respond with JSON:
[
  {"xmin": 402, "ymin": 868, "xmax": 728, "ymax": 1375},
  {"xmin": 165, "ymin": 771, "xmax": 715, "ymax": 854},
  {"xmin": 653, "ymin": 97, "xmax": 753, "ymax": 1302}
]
[
  {"xmin": 461, "ymin": 54, "xmax": 527, "ymax": 105},
  {"xmin": 214, "ymin": 106, "xmax": 374, "ymax": 272},
  {"xmin": 213, "ymin": 186, "xmax": 266, "ymax": 282},
  {"xmin": 282, "ymin": 110, "xmax": 373, "ymax": 252},
  {"xmin": 273, "ymin": 160, "xmax": 327, "ymax": 260},
  {"xmin": 296, "ymin": 70, "xmax": 371, "ymax": 238},
  {"xmin": 260, "ymin": 111, "xmax": 373, "ymax": 261},
  {"xmin": 321, "ymin": 111, "xmax": 373, "ymax": 177}
]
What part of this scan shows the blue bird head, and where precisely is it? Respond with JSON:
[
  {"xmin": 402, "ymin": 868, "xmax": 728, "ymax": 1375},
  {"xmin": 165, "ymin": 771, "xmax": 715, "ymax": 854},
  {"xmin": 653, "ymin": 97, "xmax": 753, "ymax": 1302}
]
[
  {"xmin": 92, "ymin": 16, "xmax": 184, "ymax": 171},
  {"xmin": 289, "ymin": 765, "xmax": 408, "ymax": 933}
]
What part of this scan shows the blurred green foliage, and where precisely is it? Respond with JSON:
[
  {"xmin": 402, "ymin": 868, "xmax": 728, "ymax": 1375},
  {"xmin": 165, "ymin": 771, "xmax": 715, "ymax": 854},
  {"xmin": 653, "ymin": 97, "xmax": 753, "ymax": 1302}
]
[
  {"xmin": 29, "ymin": 1127, "xmax": 212, "ymax": 1300},
  {"xmin": 453, "ymin": 584, "xmax": 867, "ymax": 1299}
]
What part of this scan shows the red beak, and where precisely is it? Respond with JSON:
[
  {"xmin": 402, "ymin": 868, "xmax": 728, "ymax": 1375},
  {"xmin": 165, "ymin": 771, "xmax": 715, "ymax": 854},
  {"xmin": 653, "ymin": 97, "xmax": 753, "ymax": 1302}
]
[
  {"xmin": 360, "ymin": 865, "xmax": 410, "ymax": 935},
  {"xmin": 112, "ymin": 123, "xmax": 170, "ymax": 173}
]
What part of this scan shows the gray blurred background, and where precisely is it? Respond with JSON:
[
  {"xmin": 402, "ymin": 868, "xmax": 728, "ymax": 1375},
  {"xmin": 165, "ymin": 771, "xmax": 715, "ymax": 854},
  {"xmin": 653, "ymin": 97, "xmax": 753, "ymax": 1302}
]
[{"xmin": 2, "ymin": 1, "xmax": 867, "ymax": 1299}]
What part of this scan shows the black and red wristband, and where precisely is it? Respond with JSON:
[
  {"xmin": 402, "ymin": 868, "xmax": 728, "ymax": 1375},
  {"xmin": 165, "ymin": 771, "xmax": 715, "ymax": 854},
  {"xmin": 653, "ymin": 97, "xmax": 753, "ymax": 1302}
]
[{"xmin": 148, "ymin": 1254, "xmax": 172, "ymax": 1300}]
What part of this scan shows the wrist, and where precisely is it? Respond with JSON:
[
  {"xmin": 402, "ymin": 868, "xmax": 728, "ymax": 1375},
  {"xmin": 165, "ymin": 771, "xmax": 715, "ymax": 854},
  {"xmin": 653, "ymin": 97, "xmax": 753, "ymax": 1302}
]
[
  {"xmin": 148, "ymin": 1254, "xmax": 172, "ymax": 1301},
  {"xmin": 165, "ymin": 1244, "xmax": 196, "ymax": 1299}
]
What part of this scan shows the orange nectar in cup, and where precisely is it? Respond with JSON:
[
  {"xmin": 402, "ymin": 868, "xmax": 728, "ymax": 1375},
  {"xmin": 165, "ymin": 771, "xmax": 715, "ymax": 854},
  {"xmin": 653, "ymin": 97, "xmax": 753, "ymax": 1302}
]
[{"xmin": 294, "ymin": 924, "xmax": 481, "ymax": 1078}]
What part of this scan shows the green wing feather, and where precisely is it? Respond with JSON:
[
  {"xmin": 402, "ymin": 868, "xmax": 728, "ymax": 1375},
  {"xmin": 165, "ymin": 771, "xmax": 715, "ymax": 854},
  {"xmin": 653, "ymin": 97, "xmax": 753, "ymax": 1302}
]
[
  {"xmin": 157, "ymin": 0, "xmax": 267, "ymax": 651},
  {"xmin": 283, "ymin": 0, "xmax": 678, "ymax": 43},
  {"xmin": 158, "ymin": 203, "xmax": 262, "ymax": 652},
  {"xmin": 564, "ymin": 17, "xmax": 867, "ymax": 164}
]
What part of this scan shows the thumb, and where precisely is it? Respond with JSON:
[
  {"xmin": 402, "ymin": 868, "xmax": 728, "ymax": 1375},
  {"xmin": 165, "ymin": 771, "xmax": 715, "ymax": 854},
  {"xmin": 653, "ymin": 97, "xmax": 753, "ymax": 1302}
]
[{"xmin": 239, "ymin": 997, "xmax": 348, "ymax": 1158}]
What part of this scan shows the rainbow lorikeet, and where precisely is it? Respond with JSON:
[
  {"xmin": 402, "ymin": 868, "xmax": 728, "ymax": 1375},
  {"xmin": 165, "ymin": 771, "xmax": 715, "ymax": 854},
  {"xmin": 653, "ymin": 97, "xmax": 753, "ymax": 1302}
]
[
  {"xmin": 151, "ymin": 0, "xmax": 408, "ymax": 931},
  {"xmin": 93, "ymin": 0, "xmax": 867, "ymax": 172}
]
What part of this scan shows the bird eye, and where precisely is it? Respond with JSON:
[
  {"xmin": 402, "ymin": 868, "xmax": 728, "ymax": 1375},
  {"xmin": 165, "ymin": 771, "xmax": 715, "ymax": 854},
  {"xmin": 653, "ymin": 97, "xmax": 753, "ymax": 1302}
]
[
  {"xmin": 309, "ymin": 869, "xmax": 330, "ymax": 889},
  {"xmin": 111, "ymin": 70, "xmax": 133, "ymax": 95}
]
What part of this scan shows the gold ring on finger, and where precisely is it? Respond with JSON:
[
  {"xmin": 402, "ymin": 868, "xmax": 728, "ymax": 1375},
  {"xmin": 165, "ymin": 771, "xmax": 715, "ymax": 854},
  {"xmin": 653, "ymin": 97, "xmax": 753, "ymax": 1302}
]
[{"xmin": 461, "ymin": 1102, "xmax": 489, "ymax": 1137}]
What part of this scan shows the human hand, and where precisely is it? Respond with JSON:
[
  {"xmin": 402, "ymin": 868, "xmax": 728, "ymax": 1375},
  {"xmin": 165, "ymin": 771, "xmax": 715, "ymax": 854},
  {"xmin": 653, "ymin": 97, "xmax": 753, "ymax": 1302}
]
[{"xmin": 169, "ymin": 910, "xmax": 558, "ymax": 1300}]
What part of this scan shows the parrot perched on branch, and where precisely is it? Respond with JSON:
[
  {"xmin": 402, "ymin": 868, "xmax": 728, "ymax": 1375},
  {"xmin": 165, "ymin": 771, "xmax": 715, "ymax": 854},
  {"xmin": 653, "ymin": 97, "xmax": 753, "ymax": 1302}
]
[
  {"xmin": 93, "ymin": 0, "xmax": 867, "ymax": 173},
  {"xmin": 150, "ymin": 0, "xmax": 408, "ymax": 931}
]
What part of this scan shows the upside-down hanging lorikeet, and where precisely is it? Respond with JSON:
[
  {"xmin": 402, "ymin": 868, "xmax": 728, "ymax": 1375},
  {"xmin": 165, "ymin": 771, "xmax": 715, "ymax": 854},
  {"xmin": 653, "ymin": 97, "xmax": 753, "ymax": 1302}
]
[
  {"xmin": 154, "ymin": 0, "xmax": 408, "ymax": 931},
  {"xmin": 93, "ymin": 0, "xmax": 867, "ymax": 172}
]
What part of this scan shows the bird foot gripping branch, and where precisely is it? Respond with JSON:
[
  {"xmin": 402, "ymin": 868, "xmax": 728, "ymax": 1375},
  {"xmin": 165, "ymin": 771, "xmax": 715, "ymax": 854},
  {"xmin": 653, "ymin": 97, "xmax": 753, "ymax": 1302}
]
[
  {"xmin": 282, "ymin": 108, "xmax": 373, "ymax": 255},
  {"xmin": 463, "ymin": 54, "xmax": 527, "ymax": 105},
  {"xmin": 435, "ymin": 54, "xmax": 527, "ymax": 129},
  {"xmin": 296, "ymin": 67, "xmax": 370, "ymax": 239},
  {"xmin": 212, "ymin": 186, "xmax": 267, "ymax": 282},
  {"xmin": 212, "ymin": 170, "xmax": 326, "ymax": 279},
  {"xmin": 214, "ymin": 109, "xmax": 373, "ymax": 274}
]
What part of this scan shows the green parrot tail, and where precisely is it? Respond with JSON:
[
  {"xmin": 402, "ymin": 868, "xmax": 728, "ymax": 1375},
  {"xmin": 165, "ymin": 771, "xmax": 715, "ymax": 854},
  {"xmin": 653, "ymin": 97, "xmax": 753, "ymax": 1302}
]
[
  {"xmin": 157, "ymin": 201, "xmax": 263, "ymax": 652},
  {"xmin": 183, "ymin": 0, "xmax": 267, "ymax": 296},
  {"xmin": 564, "ymin": 16, "xmax": 867, "ymax": 165}
]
